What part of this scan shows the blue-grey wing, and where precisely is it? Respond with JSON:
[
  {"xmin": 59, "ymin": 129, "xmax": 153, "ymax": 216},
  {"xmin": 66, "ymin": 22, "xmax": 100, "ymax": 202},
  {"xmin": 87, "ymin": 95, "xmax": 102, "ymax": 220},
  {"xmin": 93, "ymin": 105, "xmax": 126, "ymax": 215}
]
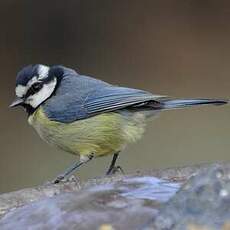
[
  {"xmin": 85, "ymin": 86, "xmax": 159, "ymax": 114},
  {"xmin": 43, "ymin": 73, "xmax": 162, "ymax": 123}
]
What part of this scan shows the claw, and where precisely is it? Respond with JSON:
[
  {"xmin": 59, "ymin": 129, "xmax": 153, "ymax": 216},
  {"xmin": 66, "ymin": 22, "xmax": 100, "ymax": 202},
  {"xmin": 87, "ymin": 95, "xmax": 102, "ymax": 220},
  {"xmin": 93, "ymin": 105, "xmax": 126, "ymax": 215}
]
[{"xmin": 107, "ymin": 165, "xmax": 124, "ymax": 175}]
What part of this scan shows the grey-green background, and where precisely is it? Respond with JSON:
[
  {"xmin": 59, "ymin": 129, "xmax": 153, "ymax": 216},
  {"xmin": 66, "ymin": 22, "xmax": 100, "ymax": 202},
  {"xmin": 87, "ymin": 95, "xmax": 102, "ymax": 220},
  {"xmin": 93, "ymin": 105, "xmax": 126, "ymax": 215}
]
[{"xmin": 1, "ymin": 0, "xmax": 230, "ymax": 193}]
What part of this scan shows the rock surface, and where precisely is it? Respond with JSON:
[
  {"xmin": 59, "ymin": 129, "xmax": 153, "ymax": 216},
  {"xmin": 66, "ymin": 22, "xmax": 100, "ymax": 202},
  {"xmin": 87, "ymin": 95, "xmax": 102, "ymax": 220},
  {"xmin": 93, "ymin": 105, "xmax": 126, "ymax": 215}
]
[
  {"xmin": 0, "ymin": 165, "xmax": 196, "ymax": 218},
  {"xmin": 152, "ymin": 164, "xmax": 230, "ymax": 230},
  {"xmin": 0, "ymin": 175, "xmax": 180, "ymax": 230},
  {"xmin": 0, "ymin": 163, "xmax": 230, "ymax": 230}
]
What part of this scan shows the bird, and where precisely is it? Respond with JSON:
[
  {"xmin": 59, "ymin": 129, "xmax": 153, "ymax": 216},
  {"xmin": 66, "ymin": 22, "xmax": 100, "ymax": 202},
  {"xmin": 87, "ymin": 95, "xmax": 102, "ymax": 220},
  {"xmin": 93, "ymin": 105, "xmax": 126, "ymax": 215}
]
[{"xmin": 10, "ymin": 64, "xmax": 228, "ymax": 183}]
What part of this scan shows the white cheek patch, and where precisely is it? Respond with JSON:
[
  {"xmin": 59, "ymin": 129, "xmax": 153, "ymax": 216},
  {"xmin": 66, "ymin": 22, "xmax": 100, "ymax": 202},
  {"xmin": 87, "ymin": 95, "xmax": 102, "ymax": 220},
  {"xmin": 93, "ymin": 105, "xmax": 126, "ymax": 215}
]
[
  {"xmin": 26, "ymin": 78, "xmax": 57, "ymax": 108},
  {"xmin": 16, "ymin": 85, "xmax": 27, "ymax": 98},
  {"xmin": 38, "ymin": 65, "xmax": 50, "ymax": 80}
]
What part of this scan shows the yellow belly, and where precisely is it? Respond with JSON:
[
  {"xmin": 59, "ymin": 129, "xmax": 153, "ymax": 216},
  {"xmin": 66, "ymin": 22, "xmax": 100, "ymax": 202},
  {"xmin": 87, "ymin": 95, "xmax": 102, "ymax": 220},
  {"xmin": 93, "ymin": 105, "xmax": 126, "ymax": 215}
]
[{"xmin": 28, "ymin": 107, "xmax": 146, "ymax": 157}]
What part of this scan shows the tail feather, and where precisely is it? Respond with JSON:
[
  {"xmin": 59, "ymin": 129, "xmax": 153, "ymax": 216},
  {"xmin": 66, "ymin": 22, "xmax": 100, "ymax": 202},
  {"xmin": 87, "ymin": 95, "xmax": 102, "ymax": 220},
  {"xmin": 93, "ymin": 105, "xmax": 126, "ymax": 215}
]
[{"xmin": 159, "ymin": 98, "xmax": 228, "ymax": 110}]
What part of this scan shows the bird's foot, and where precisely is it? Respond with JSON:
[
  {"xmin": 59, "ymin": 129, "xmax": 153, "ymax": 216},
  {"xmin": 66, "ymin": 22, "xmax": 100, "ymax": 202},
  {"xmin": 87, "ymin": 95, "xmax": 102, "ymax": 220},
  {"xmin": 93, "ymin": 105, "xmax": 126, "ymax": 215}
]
[
  {"xmin": 52, "ymin": 174, "xmax": 79, "ymax": 184},
  {"xmin": 52, "ymin": 174, "xmax": 65, "ymax": 184},
  {"xmin": 106, "ymin": 165, "xmax": 124, "ymax": 176}
]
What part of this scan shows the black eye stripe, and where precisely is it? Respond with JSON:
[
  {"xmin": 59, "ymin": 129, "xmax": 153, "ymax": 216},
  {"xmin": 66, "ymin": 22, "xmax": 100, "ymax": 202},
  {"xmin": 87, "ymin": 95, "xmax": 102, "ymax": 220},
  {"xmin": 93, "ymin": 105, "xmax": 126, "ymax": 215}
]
[
  {"xmin": 32, "ymin": 82, "xmax": 43, "ymax": 90},
  {"xmin": 23, "ymin": 74, "xmax": 55, "ymax": 99},
  {"xmin": 25, "ymin": 82, "xmax": 43, "ymax": 97}
]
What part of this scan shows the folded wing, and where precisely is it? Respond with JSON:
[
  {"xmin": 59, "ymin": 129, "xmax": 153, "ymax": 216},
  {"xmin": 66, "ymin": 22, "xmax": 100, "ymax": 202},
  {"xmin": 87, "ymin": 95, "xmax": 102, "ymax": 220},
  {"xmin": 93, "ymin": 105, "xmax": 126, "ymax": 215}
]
[
  {"xmin": 44, "ymin": 77, "xmax": 163, "ymax": 123},
  {"xmin": 85, "ymin": 86, "xmax": 163, "ymax": 115}
]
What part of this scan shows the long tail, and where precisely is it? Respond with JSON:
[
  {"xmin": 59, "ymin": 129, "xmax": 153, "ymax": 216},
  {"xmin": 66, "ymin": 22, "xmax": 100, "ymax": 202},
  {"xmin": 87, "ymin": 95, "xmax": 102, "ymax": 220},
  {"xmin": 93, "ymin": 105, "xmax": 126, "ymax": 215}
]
[{"xmin": 159, "ymin": 98, "xmax": 228, "ymax": 110}]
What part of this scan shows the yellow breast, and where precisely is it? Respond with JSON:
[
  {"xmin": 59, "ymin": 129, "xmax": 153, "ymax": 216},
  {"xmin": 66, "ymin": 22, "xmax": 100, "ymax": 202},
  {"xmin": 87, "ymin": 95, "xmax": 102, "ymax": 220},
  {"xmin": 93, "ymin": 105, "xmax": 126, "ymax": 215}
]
[{"xmin": 28, "ymin": 107, "xmax": 146, "ymax": 157}]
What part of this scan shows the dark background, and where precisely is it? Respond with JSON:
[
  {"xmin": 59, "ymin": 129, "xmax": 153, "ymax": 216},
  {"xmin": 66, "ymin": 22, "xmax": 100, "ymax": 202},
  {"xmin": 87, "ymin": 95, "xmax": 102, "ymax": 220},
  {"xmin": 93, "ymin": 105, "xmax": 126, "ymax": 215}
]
[{"xmin": 1, "ymin": 0, "xmax": 230, "ymax": 193}]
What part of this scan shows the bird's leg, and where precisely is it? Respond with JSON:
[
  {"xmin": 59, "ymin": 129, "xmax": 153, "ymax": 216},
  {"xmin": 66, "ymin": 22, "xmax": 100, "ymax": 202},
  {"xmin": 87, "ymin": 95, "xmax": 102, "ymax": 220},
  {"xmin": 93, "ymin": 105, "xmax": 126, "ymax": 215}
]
[
  {"xmin": 53, "ymin": 153, "xmax": 94, "ymax": 183},
  {"xmin": 106, "ymin": 152, "xmax": 124, "ymax": 175}
]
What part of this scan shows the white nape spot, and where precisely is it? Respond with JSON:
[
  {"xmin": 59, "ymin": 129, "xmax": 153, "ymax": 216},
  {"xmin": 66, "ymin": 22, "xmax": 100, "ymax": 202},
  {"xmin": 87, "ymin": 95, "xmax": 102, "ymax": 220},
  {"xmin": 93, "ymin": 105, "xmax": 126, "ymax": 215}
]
[
  {"xmin": 37, "ymin": 65, "xmax": 50, "ymax": 80},
  {"xmin": 16, "ymin": 85, "xmax": 27, "ymax": 98},
  {"xmin": 26, "ymin": 77, "xmax": 57, "ymax": 108}
]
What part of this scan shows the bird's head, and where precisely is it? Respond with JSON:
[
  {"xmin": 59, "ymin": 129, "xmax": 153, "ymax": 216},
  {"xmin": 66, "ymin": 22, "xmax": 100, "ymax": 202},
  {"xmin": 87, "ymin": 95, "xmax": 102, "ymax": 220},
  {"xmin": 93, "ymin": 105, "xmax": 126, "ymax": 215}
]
[{"xmin": 10, "ymin": 64, "xmax": 58, "ymax": 114}]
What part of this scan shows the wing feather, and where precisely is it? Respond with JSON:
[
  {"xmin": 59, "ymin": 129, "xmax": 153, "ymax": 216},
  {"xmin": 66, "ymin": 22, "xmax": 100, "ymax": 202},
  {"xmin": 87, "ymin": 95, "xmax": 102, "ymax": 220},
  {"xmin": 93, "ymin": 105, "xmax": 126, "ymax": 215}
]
[{"xmin": 85, "ymin": 86, "xmax": 162, "ymax": 115}]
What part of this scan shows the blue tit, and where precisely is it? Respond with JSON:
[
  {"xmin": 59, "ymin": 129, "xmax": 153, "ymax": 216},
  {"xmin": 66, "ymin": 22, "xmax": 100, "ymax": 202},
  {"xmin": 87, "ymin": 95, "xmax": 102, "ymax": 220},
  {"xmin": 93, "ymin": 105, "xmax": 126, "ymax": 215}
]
[{"xmin": 10, "ymin": 64, "xmax": 228, "ymax": 183}]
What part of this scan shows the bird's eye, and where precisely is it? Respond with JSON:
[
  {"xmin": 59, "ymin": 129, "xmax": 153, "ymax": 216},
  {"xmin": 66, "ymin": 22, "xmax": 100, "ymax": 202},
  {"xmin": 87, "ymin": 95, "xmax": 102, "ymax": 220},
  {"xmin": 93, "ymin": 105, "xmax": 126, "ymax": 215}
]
[{"xmin": 31, "ymin": 82, "xmax": 42, "ymax": 92}]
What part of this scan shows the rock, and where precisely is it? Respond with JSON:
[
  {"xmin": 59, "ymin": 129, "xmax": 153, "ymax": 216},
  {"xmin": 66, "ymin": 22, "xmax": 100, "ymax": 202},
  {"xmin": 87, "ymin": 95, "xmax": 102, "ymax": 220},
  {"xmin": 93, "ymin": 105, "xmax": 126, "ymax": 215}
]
[
  {"xmin": 1, "ymin": 163, "xmax": 230, "ymax": 230},
  {"xmin": 0, "ymin": 165, "xmax": 196, "ymax": 218},
  {"xmin": 0, "ymin": 175, "xmax": 180, "ymax": 230},
  {"xmin": 152, "ymin": 164, "xmax": 230, "ymax": 230}
]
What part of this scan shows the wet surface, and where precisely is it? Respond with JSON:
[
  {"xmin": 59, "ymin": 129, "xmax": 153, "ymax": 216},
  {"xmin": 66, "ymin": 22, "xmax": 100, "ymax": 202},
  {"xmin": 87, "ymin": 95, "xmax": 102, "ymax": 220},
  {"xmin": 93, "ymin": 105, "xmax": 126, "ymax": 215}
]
[
  {"xmin": 87, "ymin": 176, "xmax": 181, "ymax": 203},
  {"xmin": 115, "ymin": 176, "xmax": 180, "ymax": 202}
]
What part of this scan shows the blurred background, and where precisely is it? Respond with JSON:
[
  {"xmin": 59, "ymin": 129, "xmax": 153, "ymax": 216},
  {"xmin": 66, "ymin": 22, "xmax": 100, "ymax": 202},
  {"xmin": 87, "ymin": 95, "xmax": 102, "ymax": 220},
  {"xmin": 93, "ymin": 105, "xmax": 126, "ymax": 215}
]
[{"xmin": 1, "ymin": 0, "xmax": 230, "ymax": 193}]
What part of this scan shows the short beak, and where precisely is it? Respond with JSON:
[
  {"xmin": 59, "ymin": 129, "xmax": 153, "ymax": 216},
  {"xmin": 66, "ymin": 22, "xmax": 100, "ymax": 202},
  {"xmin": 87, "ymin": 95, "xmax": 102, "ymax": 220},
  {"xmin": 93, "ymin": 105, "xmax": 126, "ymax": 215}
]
[{"xmin": 9, "ymin": 97, "xmax": 24, "ymax": 108}]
